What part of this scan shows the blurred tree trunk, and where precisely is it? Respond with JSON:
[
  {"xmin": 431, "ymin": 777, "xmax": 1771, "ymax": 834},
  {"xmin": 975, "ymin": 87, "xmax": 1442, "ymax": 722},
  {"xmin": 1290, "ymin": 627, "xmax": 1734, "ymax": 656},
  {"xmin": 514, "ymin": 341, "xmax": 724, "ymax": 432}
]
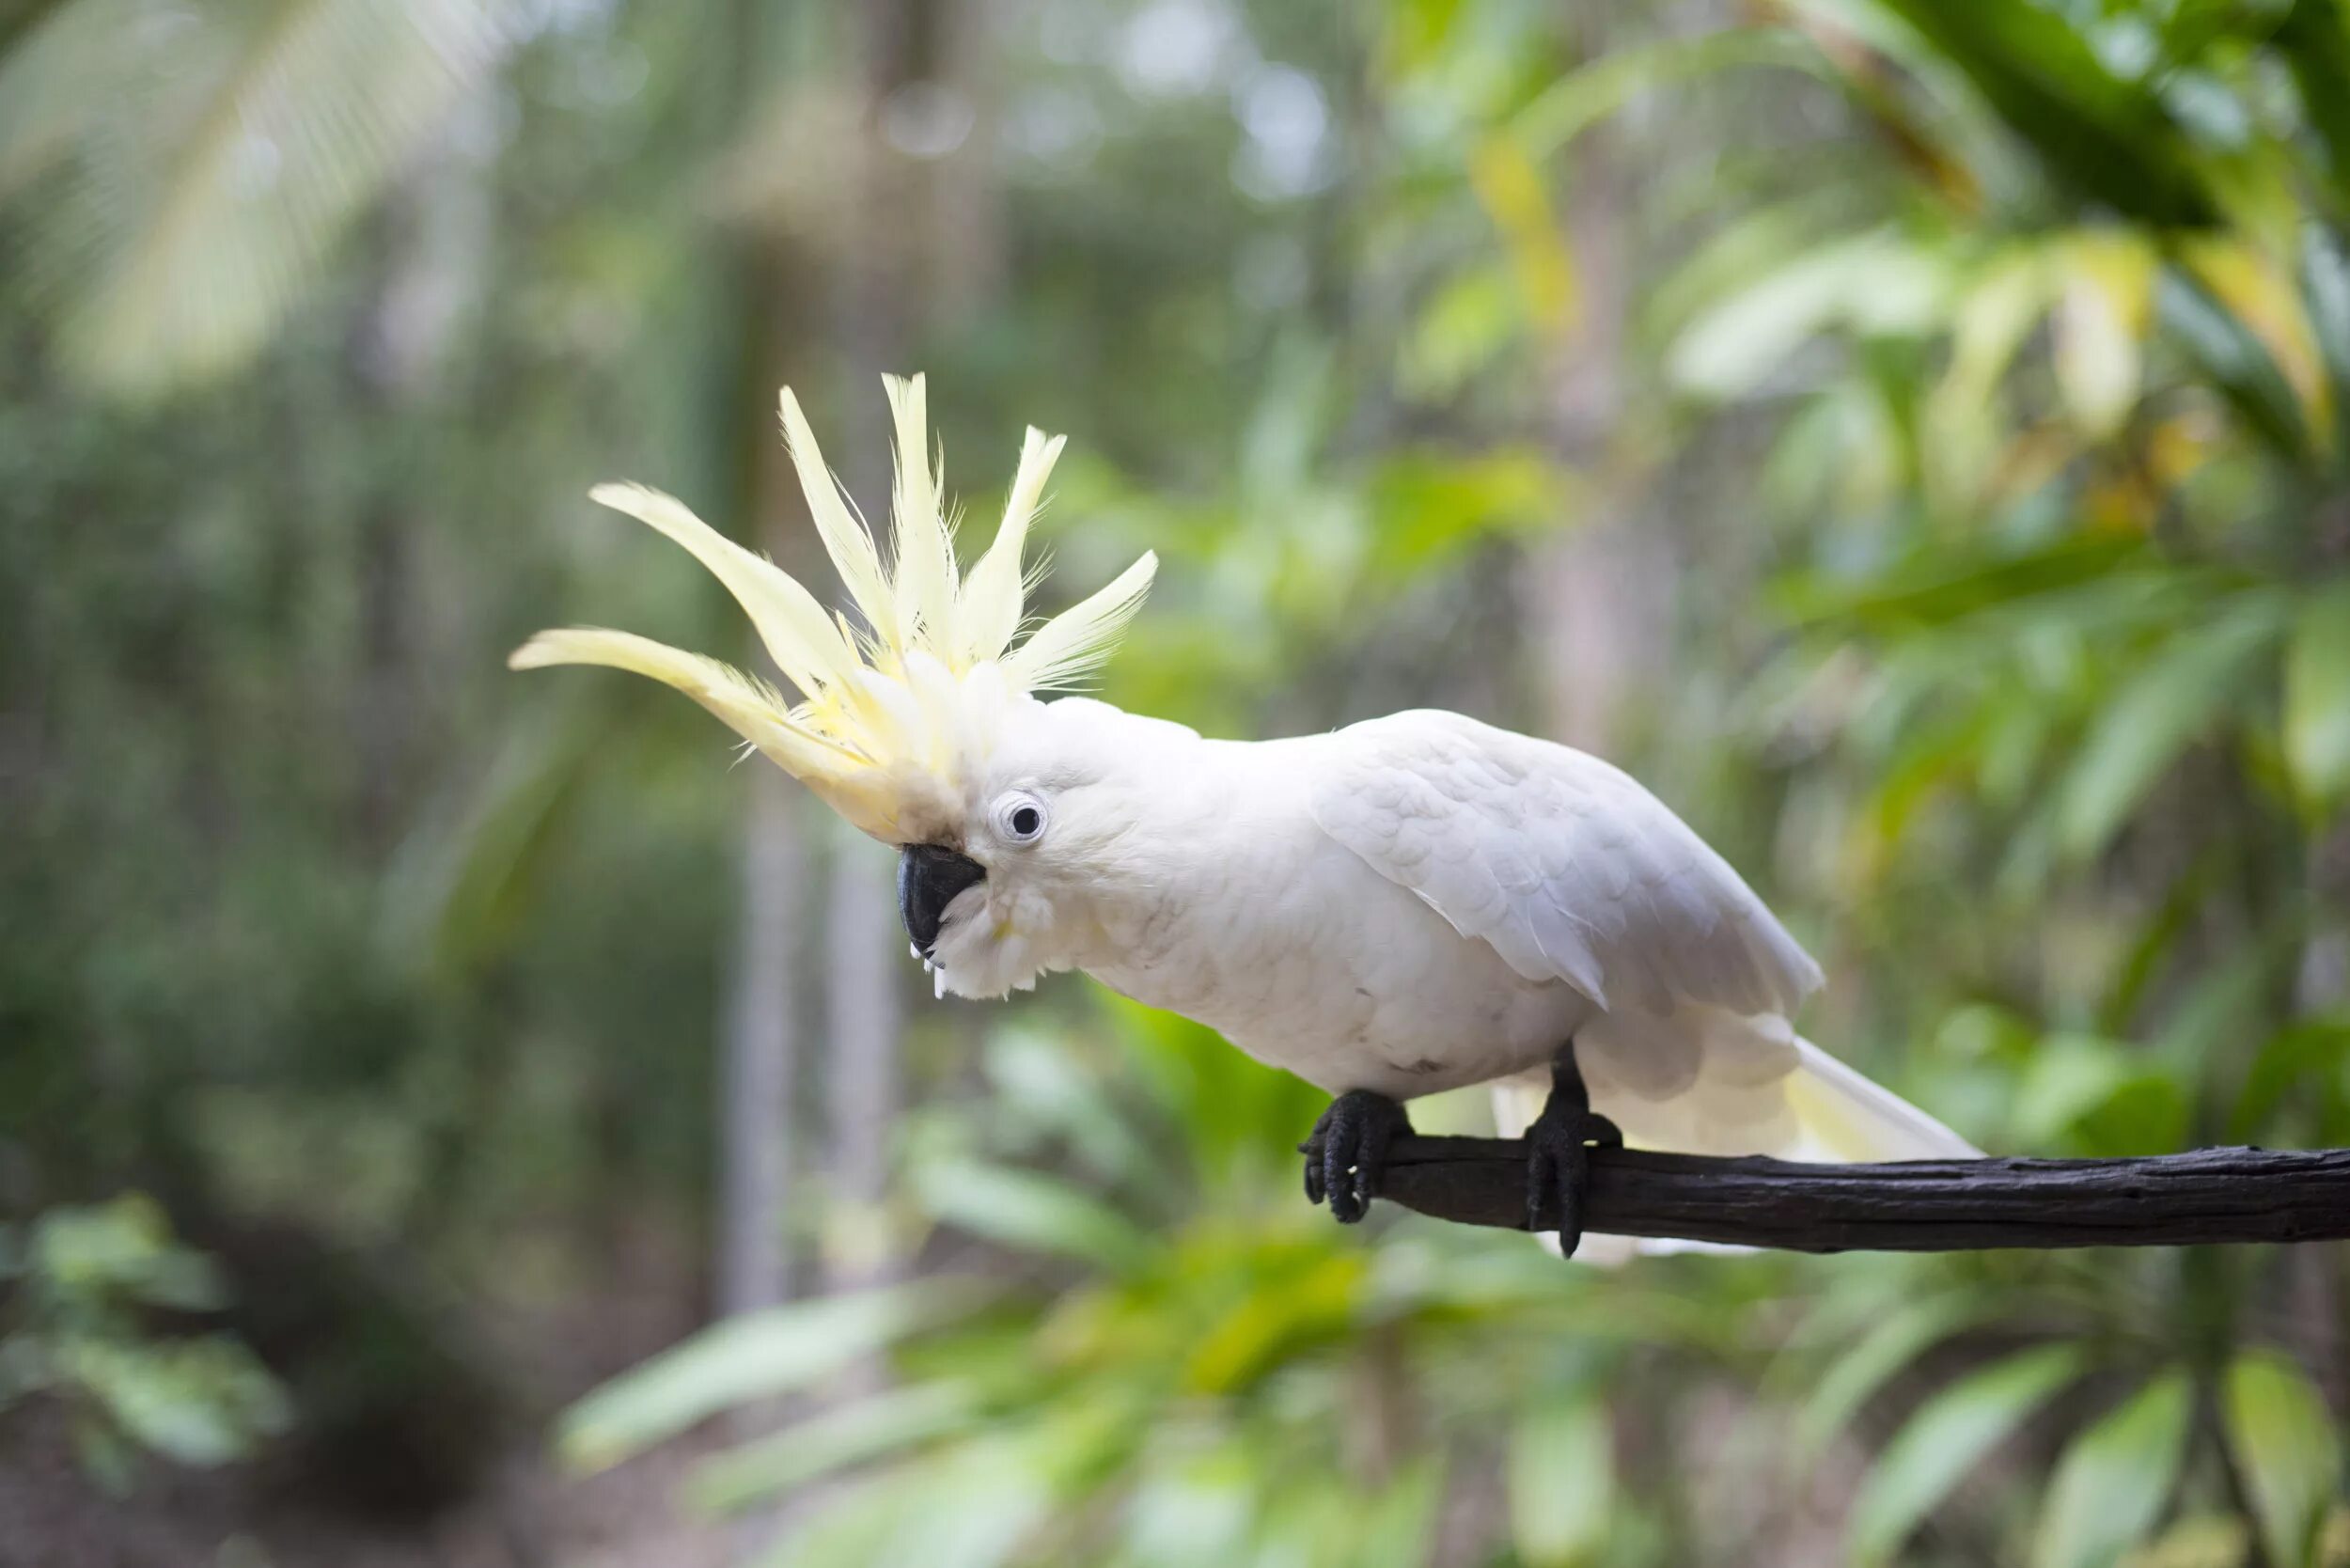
[
  {"xmin": 714, "ymin": 0, "xmax": 812, "ymax": 1323},
  {"xmin": 822, "ymin": 823, "xmax": 901, "ymax": 1293},
  {"xmin": 813, "ymin": 1, "xmax": 911, "ymax": 1304},
  {"xmin": 816, "ymin": 0, "xmax": 985, "ymax": 1300},
  {"xmin": 718, "ymin": 774, "xmax": 804, "ymax": 1316},
  {"xmin": 1528, "ymin": 19, "xmax": 1667, "ymax": 759},
  {"xmin": 708, "ymin": 0, "xmax": 1001, "ymax": 1315},
  {"xmin": 720, "ymin": 235, "xmax": 825, "ymax": 1560}
]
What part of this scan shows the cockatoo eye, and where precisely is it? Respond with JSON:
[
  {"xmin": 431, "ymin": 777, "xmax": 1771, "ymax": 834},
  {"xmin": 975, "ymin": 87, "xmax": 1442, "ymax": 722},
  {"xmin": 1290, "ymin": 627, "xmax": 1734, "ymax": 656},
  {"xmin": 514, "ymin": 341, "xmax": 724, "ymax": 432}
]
[{"xmin": 992, "ymin": 792, "xmax": 1048, "ymax": 845}]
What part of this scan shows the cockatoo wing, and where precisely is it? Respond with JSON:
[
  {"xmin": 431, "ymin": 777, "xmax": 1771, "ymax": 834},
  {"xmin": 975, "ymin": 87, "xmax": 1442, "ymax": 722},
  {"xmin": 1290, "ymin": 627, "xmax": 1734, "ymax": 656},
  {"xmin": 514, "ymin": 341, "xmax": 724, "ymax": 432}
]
[
  {"xmin": 1308, "ymin": 709, "xmax": 1978, "ymax": 1189},
  {"xmin": 1308, "ymin": 709, "xmax": 1823, "ymax": 1021}
]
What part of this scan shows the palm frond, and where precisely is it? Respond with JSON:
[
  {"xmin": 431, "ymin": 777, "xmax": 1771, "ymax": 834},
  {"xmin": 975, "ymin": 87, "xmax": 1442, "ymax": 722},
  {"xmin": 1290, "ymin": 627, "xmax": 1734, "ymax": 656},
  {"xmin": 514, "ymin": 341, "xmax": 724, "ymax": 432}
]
[{"xmin": 0, "ymin": 0, "xmax": 511, "ymax": 395}]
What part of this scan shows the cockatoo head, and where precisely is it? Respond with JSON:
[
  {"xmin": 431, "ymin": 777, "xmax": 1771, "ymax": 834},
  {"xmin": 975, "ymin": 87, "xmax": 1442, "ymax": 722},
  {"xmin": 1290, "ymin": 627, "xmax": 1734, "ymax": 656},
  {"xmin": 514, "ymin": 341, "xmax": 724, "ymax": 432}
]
[
  {"xmin": 901, "ymin": 691, "xmax": 1209, "ymax": 998},
  {"xmin": 509, "ymin": 374, "xmax": 1160, "ymax": 996}
]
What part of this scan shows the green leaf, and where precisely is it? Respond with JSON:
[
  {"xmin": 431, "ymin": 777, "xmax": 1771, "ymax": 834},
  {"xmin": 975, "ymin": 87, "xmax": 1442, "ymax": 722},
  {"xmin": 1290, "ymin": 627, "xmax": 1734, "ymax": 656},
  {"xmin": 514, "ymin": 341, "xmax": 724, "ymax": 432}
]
[
  {"xmin": 748, "ymin": 1470, "xmax": 905, "ymax": 1568},
  {"xmin": 1402, "ymin": 265, "xmax": 1519, "ymax": 400},
  {"xmin": 2277, "ymin": 0, "xmax": 2350, "ymax": 212},
  {"xmin": 979, "ymin": 1026, "xmax": 1155, "ymax": 1189},
  {"xmin": 61, "ymin": 1336, "xmax": 290, "ymax": 1468},
  {"xmin": 1122, "ymin": 1440, "xmax": 1257, "ymax": 1566},
  {"xmin": 753, "ymin": 1447, "xmax": 1049, "ymax": 1568},
  {"xmin": 1850, "ymin": 1344, "xmax": 2085, "ymax": 1564},
  {"xmin": 915, "ymin": 1160, "xmax": 1153, "ymax": 1276},
  {"xmin": 2014, "ymin": 1035, "xmax": 2188, "ymax": 1156},
  {"xmin": 2013, "ymin": 1036, "xmax": 2150, "ymax": 1132},
  {"xmin": 1771, "ymin": 536, "xmax": 2149, "ymax": 633},
  {"xmin": 0, "ymin": 0, "xmax": 510, "ymax": 396},
  {"xmin": 1355, "ymin": 1456, "xmax": 1447, "ymax": 1568},
  {"xmin": 684, "ymin": 1380, "xmax": 979, "ymax": 1513},
  {"xmin": 1509, "ymin": 1396, "xmax": 1614, "ymax": 1566},
  {"xmin": 1865, "ymin": 0, "xmax": 2219, "ymax": 227},
  {"xmin": 32, "ymin": 1195, "xmax": 228, "ymax": 1312},
  {"xmin": 556, "ymin": 1280, "xmax": 983, "ymax": 1473},
  {"xmin": 872, "ymin": 1443, "xmax": 1052, "ymax": 1568},
  {"xmin": 1467, "ymin": 133, "xmax": 1575, "ymax": 336},
  {"xmin": 2057, "ymin": 600, "xmax": 2283, "ymax": 860},
  {"xmin": 2030, "ymin": 1371, "xmax": 2193, "ymax": 1568},
  {"xmin": 382, "ymin": 704, "xmax": 599, "ymax": 983},
  {"xmin": 2050, "ymin": 239, "xmax": 2154, "ymax": 439},
  {"xmin": 1667, "ymin": 230, "xmax": 1951, "ymax": 400},
  {"xmin": 1364, "ymin": 446, "xmax": 1573, "ymax": 581},
  {"xmin": 1794, "ymin": 1293, "xmax": 1994, "ymax": 1464},
  {"xmin": 2298, "ymin": 223, "xmax": 2350, "ymax": 457},
  {"xmin": 1254, "ymin": 1477, "xmax": 1355, "ymax": 1568},
  {"xmin": 2160, "ymin": 271, "xmax": 2316, "ymax": 463},
  {"xmin": 2284, "ymin": 584, "xmax": 2350, "ymax": 808},
  {"xmin": 2222, "ymin": 1351, "xmax": 2343, "ymax": 1568},
  {"xmin": 1512, "ymin": 29, "xmax": 1821, "ymax": 162},
  {"xmin": 2229, "ymin": 1018, "xmax": 2350, "ymax": 1141},
  {"xmin": 1181, "ymin": 1248, "xmax": 1368, "ymax": 1395},
  {"xmin": 1381, "ymin": 0, "xmax": 1467, "ymax": 73}
]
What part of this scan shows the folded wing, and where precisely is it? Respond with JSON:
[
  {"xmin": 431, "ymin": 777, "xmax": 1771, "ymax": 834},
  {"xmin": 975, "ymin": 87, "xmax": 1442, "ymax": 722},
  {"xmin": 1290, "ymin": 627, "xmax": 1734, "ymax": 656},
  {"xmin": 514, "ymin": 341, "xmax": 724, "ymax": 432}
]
[
  {"xmin": 1307, "ymin": 709, "xmax": 1824, "ymax": 1021},
  {"xmin": 1309, "ymin": 710, "xmax": 1979, "ymax": 1188}
]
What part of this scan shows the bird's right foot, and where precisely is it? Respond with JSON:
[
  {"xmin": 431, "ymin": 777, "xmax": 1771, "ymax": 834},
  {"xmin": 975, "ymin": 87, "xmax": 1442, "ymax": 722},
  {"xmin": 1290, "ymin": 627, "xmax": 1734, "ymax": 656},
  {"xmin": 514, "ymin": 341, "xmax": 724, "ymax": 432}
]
[
  {"xmin": 1300, "ymin": 1090, "xmax": 1413, "ymax": 1224},
  {"xmin": 1525, "ymin": 1050, "xmax": 1622, "ymax": 1259}
]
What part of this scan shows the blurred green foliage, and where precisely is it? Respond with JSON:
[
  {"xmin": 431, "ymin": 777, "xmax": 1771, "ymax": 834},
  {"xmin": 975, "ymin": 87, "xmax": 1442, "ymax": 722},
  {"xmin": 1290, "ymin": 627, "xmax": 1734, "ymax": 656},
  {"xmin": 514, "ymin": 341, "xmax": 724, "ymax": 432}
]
[
  {"xmin": 0, "ymin": 1195, "xmax": 290, "ymax": 1488},
  {"xmin": 1, "ymin": 0, "xmax": 2347, "ymax": 1563}
]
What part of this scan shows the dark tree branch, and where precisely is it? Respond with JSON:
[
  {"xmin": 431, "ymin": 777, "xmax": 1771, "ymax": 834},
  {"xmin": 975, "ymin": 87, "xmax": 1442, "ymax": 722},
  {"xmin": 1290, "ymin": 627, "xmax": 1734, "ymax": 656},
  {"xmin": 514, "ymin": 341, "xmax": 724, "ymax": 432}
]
[{"xmin": 1376, "ymin": 1137, "xmax": 2350, "ymax": 1251}]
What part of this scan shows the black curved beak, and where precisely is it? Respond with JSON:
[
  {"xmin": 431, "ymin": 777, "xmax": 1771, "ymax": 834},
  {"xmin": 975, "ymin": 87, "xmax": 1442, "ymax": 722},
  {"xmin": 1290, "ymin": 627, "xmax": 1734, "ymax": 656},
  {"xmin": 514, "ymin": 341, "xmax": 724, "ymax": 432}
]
[{"xmin": 899, "ymin": 843, "xmax": 986, "ymax": 958}]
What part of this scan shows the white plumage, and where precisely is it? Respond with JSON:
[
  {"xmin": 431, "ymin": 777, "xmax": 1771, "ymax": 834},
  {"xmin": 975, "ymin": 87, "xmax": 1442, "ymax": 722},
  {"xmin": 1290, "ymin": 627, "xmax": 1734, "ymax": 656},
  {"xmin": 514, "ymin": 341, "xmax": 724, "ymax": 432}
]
[
  {"xmin": 923, "ymin": 699, "xmax": 1976, "ymax": 1170},
  {"xmin": 512, "ymin": 379, "xmax": 1979, "ymax": 1256},
  {"xmin": 1308, "ymin": 711, "xmax": 1975, "ymax": 1167}
]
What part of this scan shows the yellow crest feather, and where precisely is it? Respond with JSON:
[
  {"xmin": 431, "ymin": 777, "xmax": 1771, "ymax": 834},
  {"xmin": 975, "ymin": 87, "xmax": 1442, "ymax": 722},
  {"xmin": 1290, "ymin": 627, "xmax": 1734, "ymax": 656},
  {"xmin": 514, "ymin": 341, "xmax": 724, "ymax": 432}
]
[
  {"xmin": 961, "ymin": 427, "xmax": 1064, "ymax": 666},
  {"xmin": 509, "ymin": 375, "xmax": 1157, "ymax": 843}
]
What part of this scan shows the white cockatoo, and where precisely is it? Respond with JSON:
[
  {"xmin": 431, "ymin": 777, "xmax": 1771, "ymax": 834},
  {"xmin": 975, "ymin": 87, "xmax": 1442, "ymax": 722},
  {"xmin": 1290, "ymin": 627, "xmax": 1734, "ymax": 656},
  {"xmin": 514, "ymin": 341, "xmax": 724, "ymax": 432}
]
[{"xmin": 512, "ymin": 377, "xmax": 1978, "ymax": 1254}]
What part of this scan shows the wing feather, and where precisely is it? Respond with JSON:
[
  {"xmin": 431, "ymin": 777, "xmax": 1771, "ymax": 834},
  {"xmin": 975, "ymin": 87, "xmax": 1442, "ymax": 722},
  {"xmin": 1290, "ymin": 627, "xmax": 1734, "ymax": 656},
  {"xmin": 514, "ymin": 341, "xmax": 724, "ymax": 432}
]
[{"xmin": 1308, "ymin": 710, "xmax": 1822, "ymax": 1020}]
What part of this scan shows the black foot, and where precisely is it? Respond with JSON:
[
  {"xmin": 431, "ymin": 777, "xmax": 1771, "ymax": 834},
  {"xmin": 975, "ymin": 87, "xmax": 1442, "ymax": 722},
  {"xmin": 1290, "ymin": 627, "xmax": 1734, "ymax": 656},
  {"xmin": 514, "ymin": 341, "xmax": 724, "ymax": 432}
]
[
  {"xmin": 1299, "ymin": 1090, "xmax": 1413, "ymax": 1224},
  {"xmin": 1526, "ymin": 1051, "xmax": 1622, "ymax": 1258}
]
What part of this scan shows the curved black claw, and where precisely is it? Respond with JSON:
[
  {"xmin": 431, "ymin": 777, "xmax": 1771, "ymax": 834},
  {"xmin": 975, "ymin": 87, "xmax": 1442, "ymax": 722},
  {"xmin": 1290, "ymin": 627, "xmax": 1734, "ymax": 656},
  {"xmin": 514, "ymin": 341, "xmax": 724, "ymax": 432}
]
[
  {"xmin": 1526, "ymin": 1055, "xmax": 1622, "ymax": 1259},
  {"xmin": 1299, "ymin": 1090, "xmax": 1413, "ymax": 1224}
]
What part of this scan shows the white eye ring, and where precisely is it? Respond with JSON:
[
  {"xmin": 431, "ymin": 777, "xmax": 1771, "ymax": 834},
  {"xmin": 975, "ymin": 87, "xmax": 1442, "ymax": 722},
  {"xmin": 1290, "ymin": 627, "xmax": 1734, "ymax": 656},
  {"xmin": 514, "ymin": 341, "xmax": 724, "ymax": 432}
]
[{"xmin": 992, "ymin": 792, "xmax": 1048, "ymax": 845}]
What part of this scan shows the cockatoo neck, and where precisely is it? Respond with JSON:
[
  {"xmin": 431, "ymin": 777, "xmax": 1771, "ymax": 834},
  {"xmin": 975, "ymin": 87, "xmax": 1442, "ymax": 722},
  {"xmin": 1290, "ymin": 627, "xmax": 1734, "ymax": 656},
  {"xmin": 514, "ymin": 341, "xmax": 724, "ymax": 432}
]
[{"xmin": 982, "ymin": 722, "xmax": 1329, "ymax": 1024}]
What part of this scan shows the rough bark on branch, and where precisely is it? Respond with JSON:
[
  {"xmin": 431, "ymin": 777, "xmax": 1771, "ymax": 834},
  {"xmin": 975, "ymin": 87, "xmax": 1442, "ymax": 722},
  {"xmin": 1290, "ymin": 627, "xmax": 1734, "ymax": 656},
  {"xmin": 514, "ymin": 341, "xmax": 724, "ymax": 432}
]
[{"xmin": 1377, "ymin": 1138, "xmax": 2350, "ymax": 1251}]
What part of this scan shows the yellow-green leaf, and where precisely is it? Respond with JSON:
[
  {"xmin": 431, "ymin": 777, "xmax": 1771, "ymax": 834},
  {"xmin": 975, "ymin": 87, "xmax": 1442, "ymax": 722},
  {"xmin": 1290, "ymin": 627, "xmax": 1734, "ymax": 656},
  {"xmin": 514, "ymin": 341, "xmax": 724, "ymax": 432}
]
[
  {"xmin": 915, "ymin": 1160, "xmax": 1152, "ymax": 1277},
  {"xmin": 2284, "ymin": 584, "xmax": 2350, "ymax": 809},
  {"xmin": 685, "ymin": 1381, "xmax": 978, "ymax": 1513},
  {"xmin": 2222, "ymin": 1351, "xmax": 2342, "ymax": 1568},
  {"xmin": 2057, "ymin": 601, "xmax": 2283, "ymax": 860},
  {"xmin": 1851, "ymin": 1344, "xmax": 2085, "ymax": 1564},
  {"xmin": 2051, "ymin": 235, "xmax": 2154, "ymax": 439},
  {"xmin": 1508, "ymin": 1396, "xmax": 1614, "ymax": 1567},
  {"xmin": 555, "ymin": 1280, "xmax": 981, "ymax": 1473},
  {"xmin": 1467, "ymin": 134, "xmax": 1575, "ymax": 337},
  {"xmin": 1794, "ymin": 1293, "xmax": 1994, "ymax": 1464},
  {"xmin": 2031, "ymin": 1371, "xmax": 2192, "ymax": 1568}
]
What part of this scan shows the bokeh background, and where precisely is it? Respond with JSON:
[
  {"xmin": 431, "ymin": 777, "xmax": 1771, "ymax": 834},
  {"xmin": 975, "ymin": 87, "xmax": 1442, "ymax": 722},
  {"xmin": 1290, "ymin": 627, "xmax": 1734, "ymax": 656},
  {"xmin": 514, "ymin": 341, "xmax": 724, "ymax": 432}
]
[{"xmin": 5, "ymin": 0, "xmax": 2350, "ymax": 1564}]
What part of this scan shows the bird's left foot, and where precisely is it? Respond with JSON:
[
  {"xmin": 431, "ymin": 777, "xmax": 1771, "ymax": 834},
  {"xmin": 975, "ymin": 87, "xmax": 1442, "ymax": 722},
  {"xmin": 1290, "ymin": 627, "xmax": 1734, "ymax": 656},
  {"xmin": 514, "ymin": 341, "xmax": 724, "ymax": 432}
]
[
  {"xmin": 1300, "ymin": 1090, "xmax": 1413, "ymax": 1224},
  {"xmin": 1526, "ymin": 1058, "xmax": 1622, "ymax": 1259}
]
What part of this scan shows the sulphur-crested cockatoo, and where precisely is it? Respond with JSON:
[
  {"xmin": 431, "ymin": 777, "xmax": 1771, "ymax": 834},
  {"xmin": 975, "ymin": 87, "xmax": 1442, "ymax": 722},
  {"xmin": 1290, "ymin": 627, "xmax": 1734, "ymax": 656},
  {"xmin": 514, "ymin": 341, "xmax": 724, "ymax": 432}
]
[{"xmin": 512, "ymin": 377, "xmax": 1977, "ymax": 1255}]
